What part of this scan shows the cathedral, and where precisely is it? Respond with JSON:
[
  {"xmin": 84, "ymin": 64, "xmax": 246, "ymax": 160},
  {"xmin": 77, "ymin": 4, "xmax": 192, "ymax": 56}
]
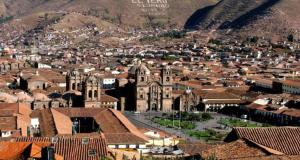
[{"xmin": 128, "ymin": 62, "xmax": 173, "ymax": 112}]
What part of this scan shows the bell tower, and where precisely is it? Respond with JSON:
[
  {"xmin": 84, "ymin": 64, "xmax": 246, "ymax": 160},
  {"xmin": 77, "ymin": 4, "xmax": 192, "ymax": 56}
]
[
  {"xmin": 82, "ymin": 75, "xmax": 101, "ymax": 108},
  {"xmin": 161, "ymin": 65, "xmax": 172, "ymax": 85},
  {"xmin": 161, "ymin": 65, "xmax": 173, "ymax": 111},
  {"xmin": 135, "ymin": 62, "xmax": 151, "ymax": 112},
  {"xmin": 66, "ymin": 69, "xmax": 83, "ymax": 91}
]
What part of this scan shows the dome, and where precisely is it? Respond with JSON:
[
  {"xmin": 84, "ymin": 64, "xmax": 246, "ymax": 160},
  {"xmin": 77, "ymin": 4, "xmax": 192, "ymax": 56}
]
[
  {"xmin": 48, "ymin": 92, "xmax": 62, "ymax": 99},
  {"xmin": 129, "ymin": 63, "xmax": 150, "ymax": 75},
  {"xmin": 162, "ymin": 65, "xmax": 171, "ymax": 70},
  {"xmin": 0, "ymin": 92, "xmax": 18, "ymax": 103},
  {"xmin": 128, "ymin": 65, "xmax": 138, "ymax": 75},
  {"xmin": 62, "ymin": 90, "xmax": 81, "ymax": 100},
  {"xmin": 27, "ymin": 75, "xmax": 47, "ymax": 82},
  {"xmin": 33, "ymin": 93, "xmax": 50, "ymax": 101},
  {"xmin": 85, "ymin": 75, "xmax": 99, "ymax": 84},
  {"xmin": 16, "ymin": 92, "xmax": 34, "ymax": 102},
  {"xmin": 69, "ymin": 69, "xmax": 80, "ymax": 77}
]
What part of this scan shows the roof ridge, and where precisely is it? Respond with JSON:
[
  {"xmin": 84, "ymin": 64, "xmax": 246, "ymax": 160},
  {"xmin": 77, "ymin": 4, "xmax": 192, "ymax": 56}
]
[
  {"xmin": 108, "ymin": 109, "xmax": 149, "ymax": 141},
  {"xmin": 243, "ymin": 138, "xmax": 285, "ymax": 155}
]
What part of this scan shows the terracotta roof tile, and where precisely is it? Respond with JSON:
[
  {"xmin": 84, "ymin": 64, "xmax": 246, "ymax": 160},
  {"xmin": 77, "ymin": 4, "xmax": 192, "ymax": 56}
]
[
  {"xmin": 178, "ymin": 143, "xmax": 213, "ymax": 156},
  {"xmin": 16, "ymin": 137, "xmax": 108, "ymax": 160},
  {"xmin": 201, "ymin": 140, "xmax": 268, "ymax": 159},
  {"xmin": 0, "ymin": 141, "xmax": 31, "ymax": 159},
  {"xmin": 31, "ymin": 108, "xmax": 148, "ymax": 145},
  {"xmin": 225, "ymin": 127, "xmax": 300, "ymax": 155},
  {"xmin": 100, "ymin": 94, "xmax": 118, "ymax": 102}
]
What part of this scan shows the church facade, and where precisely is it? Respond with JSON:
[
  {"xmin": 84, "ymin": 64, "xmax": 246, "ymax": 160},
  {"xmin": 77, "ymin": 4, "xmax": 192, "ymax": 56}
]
[
  {"xmin": 129, "ymin": 62, "xmax": 173, "ymax": 112},
  {"xmin": 66, "ymin": 70, "xmax": 101, "ymax": 108}
]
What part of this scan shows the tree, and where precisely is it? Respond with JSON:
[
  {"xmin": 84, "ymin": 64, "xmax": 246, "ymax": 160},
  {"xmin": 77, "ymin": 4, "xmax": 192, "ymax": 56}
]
[{"xmin": 202, "ymin": 113, "xmax": 213, "ymax": 121}]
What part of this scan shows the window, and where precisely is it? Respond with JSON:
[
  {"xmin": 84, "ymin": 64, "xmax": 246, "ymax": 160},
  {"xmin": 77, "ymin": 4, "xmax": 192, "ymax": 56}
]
[
  {"xmin": 94, "ymin": 90, "xmax": 98, "ymax": 98},
  {"xmin": 89, "ymin": 90, "xmax": 92, "ymax": 98},
  {"xmin": 140, "ymin": 94, "xmax": 144, "ymax": 99},
  {"xmin": 141, "ymin": 77, "xmax": 145, "ymax": 82},
  {"xmin": 166, "ymin": 77, "xmax": 170, "ymax": 82},
  {"xmin": 72, "ymin": 83, "xmax": 75, "ymax": 90}
]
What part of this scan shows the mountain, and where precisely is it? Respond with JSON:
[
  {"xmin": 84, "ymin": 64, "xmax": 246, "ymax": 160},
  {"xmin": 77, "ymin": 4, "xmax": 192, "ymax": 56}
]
[
  {"xmin": 0, "ymin": 0, "xmax": 218, "ymax": 27},
  {"xmin": 184, "ymin": 0, "xmax": 300, "ymax": 38},
  {"xmin": 0, "ymin": 0, "xmax": 299, "ymax": 40}
]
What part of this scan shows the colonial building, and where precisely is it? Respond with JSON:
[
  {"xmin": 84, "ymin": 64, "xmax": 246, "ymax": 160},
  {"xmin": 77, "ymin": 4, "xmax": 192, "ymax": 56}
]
[
  {"xmin": 174, "ymin": 89, "xmax": 244, "ymax": 112},
  {"xmin": 0, "ymin": 58, "xmax": 28, "ymax": 73},
  {"xmin": 29, "ymin": 108, "xmax": 148, "ymax": 151},
  {"xmin": 128, "ymin": 62, "xmax": 173, "ymax": 112},
  {"xmin": 66, "ymin": 69, "xmax": 117, "ymax": 108}
]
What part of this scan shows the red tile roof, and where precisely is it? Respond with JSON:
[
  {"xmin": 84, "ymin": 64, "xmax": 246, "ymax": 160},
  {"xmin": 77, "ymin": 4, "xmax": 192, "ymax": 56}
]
[
  {"xmin": 0, "ymin": 103, "xmax": 31, "ymax": 136},
  {"xmin": 16, "ymin": 137, "xmax": 108, "ymax": 160},
  {"xmin": 30, "ymin": 108, "xmax": 148, "ymax": 145},
  {"xmin": 201, "ymin": 140, "xmax": 269, "ymax": 159},
  {"xmin": 51, "ymin": 109, "xmax": 73, "ymax": 135},
  {"xmin": 225, "ymin": 127, "xmax": 300, "ymax": 155},
  {"xmin": 0, "ymin": 141, "xmax": 31, "ymax": 159},
  {"xmin": 100, "ymin": 94, "xmax": 118, "ymax": 102}
]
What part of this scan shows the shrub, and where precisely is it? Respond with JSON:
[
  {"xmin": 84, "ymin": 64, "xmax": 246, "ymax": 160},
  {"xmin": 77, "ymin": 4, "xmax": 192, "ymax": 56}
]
[{"xmin": 202, "ymin": 113, "xmax": 213, "ymax": 121}]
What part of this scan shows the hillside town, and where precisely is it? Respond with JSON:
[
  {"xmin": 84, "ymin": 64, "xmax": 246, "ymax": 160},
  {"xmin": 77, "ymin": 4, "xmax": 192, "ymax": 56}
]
[{"xmin": 0, "ymin": 3, "xmax": 300, "ymax": 160}]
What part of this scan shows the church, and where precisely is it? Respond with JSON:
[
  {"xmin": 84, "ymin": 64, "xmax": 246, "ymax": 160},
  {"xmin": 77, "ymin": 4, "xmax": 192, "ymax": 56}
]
[
  {"xmin": 66, "ymin": 69, "xmax": 117, "ymax": 108},
  {"xmin": 66, "ymin": 69, "xmax": 101, "ymax": 108},
  {"xmin": 128, "ymin": 62, "xmax": 173, "ymax": 112}
]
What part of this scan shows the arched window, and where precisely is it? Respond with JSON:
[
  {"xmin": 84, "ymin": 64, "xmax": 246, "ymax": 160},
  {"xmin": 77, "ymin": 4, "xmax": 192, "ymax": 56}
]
[
  {"xmin": 141, "ymin": 77, "xmax": 145, "ymax": 82},
  {"xmin": 166, "ymin": 77, "xmax": 170, "ymax": 82},
  {"xmin": 72, "ymin": 83, "xmax": 76, "ymax": 90},
  {"xmin": 94, "ymin": 90, "xmax": 98, "ymax": 98},
  {"xmin": 89, "ymin": 90, "xmax": 92, "ymax": 98}
]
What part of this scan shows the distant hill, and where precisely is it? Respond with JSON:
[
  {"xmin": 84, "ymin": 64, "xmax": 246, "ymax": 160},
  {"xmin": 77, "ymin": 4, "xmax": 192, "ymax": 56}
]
[
  {"xmin": 184, "ymin": 0, "xmax": 300, "ymax": 38},
  {"xmin": 0, "ymin": 0, "xmax": 299, "ymax": 39},
  {"xmin": 0, "ymin": 0, "xmax": 217, "ymax": 28}
]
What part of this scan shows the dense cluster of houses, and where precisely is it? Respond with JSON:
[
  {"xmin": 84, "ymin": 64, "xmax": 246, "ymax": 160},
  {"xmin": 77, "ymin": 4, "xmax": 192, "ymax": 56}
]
[{"xmin": 0, "ymin": 14, "xmax": 300, "ymax": 159}]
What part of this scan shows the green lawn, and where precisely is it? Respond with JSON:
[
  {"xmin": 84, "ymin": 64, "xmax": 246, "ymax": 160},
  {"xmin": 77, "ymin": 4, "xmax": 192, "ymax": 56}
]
[
  {"xmin": 151, "ymin": 117, "xmax": 196, "ymax": 130},
  {"xmin": 187, "ymin": 129, "xmax": 227, "ymax": 142},
  {"xmin": 218, "ymin": 118, "xmax": 260, "ymax": 127}
]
